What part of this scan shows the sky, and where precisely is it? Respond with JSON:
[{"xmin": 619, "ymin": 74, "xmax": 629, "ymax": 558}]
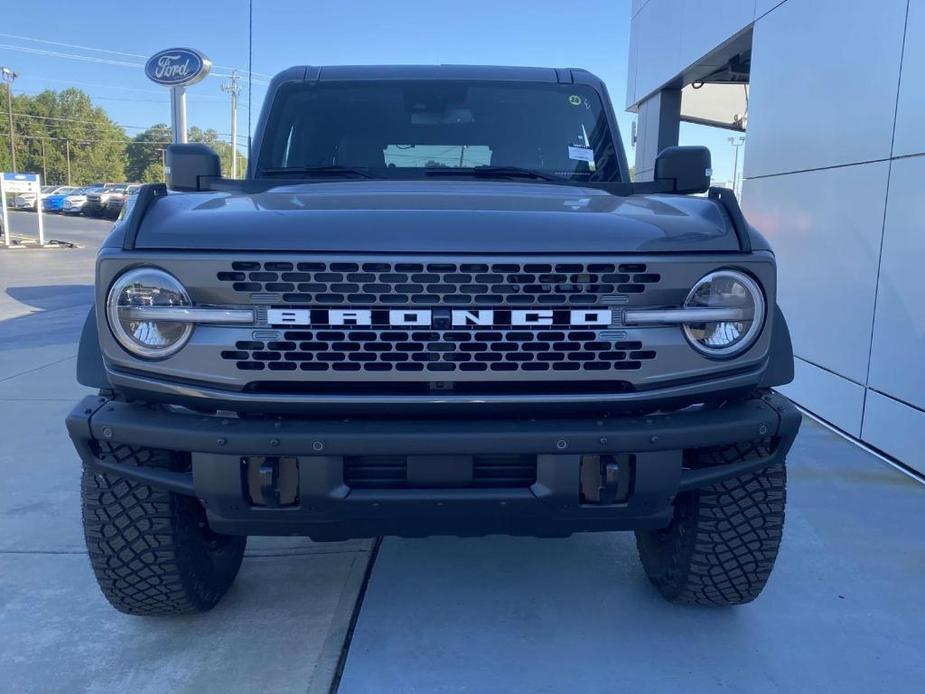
[{"xmin": 0, "ymin": 0, "xmax": 741, "ymax": 183}]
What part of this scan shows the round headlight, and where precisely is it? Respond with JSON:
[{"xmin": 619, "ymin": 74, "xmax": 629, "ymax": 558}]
[
  {"xmin": 682, "ymin": 270, "xmax": 765, "ymax": 357},
  {"xmin": 106, "ymin": 268, "xmax": 193, "ymax": 358}
]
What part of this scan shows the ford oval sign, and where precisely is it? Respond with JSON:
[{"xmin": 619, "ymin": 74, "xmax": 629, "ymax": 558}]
[{"xmin": 145, "ymin": 48, "xmax": 212, "ymax": 87}]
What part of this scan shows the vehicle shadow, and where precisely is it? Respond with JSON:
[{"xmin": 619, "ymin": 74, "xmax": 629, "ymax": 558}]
[{"xmin": 1, "ymin": 285, "xmax": 93, "ymax": 350}]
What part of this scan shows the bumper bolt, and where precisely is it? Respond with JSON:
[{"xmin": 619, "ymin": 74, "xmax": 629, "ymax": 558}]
[
  {"xmin": 555, "ymin": 439, "xmax": 568, "ymax": 450},
  {"xmin": 312, "ymin": 440, "xmax": 325, "ymax": 452},
  {"xmin": 217, "ymin": 437, "xmax": 227, "ymax": 446},
  {"xmin": 599, "ymin": 437, "xmax": 608, "ymax": 445},
  {"xmin": 759, "ymin": 424, "xmax": 769, "ymax": 436},
  {"xmin": 270, "ymin": 439, "xmax": 280, "ymax": 447},
  {"xmin": 102, "ymin": 427, "xmax": 113, "ymax": 440},
  {"xmin": 650, "ymin": 435, "xmax": 659, "ymax": 443}
]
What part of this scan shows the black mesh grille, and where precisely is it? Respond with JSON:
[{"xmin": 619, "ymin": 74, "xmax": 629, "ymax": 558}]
[
  {"xmin": 344, "ymin": 454, "xmax": 537, "ymax": 489},
  {"xmin": 217, "ymin": 261, "xmax": 660, "ymax": 306},
  {"xmin": 220, "ymin": 329, "xmax": 657, "ymax": 373}
]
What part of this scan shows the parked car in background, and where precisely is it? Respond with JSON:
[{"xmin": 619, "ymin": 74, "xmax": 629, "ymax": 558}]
[
  {"xmin": 41, "ymin": 186, "xmax": 80, "ymax": 213},
  {"xmin": 84, "ymin": 183, "xmax": 131, "ymax": 218},
  {"xmin": 61, "ymin": 185, "xmax": 104, "ymax": 215},
  {"xmin": 101, "ymin": 184, "xmax": 140, "ymax": 219},
  {"xmin": 14, "ymin": 185, "xmax": 71, "ymax": 211}
]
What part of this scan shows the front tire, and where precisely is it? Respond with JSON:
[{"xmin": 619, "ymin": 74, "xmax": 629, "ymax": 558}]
[
  {"xmin": 81, "ymin": 444, "xmax": 246, "ymax": 615},
  {"xmin": 635, "ymin": 452, "xmax": 786, "ymax": 606}
]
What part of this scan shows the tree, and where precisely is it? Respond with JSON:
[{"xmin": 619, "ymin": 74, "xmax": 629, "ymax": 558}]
[
  {"xmin": 0, "ymin": 88, "xmax": 245, "ymax": 184},
  {"xmin": 125, "ymin": 123, "xmax": 171, "ymax": 183},
  {"xmin": 188, "ymin": 126, "xmax": 246, "ymax": 178},
  {"xmin": 0, "ymin": 88, "xmax": 126, "ymax": 184}
]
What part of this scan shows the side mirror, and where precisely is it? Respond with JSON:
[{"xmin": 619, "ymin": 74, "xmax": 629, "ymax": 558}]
[
  {"xmin": 166, "ymin": 143, "xmax": 221, "ymax": 191},
  {"xmin": 654, "ymin": 146, "xmax": 712, "ymax": 194}
]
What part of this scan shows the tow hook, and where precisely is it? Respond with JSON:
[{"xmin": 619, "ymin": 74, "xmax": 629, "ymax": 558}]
[{"xmin": 580, "ymin": 454, "xmax": 634, "ymax": 505}]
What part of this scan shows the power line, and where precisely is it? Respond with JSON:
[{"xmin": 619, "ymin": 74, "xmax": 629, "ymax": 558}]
[
  {"xmin": 15, "ymin": 87, "xmax": 168, "ymax": 104},
  {"xmin": 0, "ymin": 43, "xmax": 271, "ymax": 86},
  {"xmin": 0, "ymin": 32, "xmax": 275, "ymax": 79},
  {"xmin": 7, "ymin": 111, "xmax": 248, "ymax": 140},
  {"xmin": 22, "ymin": 74, "xmax": 228, "ymax": 100}
]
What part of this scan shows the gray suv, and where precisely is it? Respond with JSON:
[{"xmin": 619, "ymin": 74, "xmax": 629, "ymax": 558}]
[{"xmin": 67, "ymin": 65, "xmax": 800, "ymax": 616}]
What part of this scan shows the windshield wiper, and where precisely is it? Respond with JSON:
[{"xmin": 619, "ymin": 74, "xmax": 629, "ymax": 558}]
[
  {"xmin": 259, "ymin": 166, "xmax": 376, "ymax": 179},
  {"xmin": 424, "ymin": 166, "xmax": 566, "ymax": 182}
]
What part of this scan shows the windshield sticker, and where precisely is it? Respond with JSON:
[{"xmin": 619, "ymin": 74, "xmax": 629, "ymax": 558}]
[
  {"xmin": 568, "ymin": 95, "xmax": 582, "ymax": 106},
  {"xmin": 568, "ymin": 145, "xmax": 595, "ymax": 163}
]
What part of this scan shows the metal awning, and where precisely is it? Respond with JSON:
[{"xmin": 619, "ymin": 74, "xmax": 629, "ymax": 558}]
[{"xmin": 681, "ymin": 82, "xmax": 748, "ymax": 131}]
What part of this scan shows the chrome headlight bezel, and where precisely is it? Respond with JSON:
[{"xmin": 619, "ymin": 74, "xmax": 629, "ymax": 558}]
[
  {"xmin": 106, "ymin": 267, "xmax": 193, "ymax": 359},
  {"xmin": 682, "ymin": 270, "xmax": 766, "ymax": 358}
]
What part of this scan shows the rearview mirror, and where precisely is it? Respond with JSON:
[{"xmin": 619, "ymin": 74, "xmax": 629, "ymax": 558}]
[
  {"xmin": 166, "ymin": 143, "xmax": 221, "ymax": 191},
  {"xmin": 654, "ymin": 146, "xmax": 712, "ymax": 194}
]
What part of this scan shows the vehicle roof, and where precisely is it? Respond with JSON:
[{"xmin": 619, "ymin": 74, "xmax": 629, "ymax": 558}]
[{"xmin": 274, "ymin": 64, "xmax": 603, "ymax": 85}]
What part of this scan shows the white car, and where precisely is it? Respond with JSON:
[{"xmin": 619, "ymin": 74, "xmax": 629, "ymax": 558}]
[
  {"xmin": 61, "ymin": 186, "xmax": 103, "ymax": 215},
  {"xmin": 14, "ymin": 185, "xmax": 72, "ymax": 211}
]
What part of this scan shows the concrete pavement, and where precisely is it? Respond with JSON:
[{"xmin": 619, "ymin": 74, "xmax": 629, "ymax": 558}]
[
  {"xmin": 0, "ymin": 212, "xmax": 373, "ymax": 694},
  {"xmin": 337, "ymin": 418, "xmax": 925, "ymax": 694}
]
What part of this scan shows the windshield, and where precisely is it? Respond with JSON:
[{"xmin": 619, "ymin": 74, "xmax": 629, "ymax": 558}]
[{"xmin": 258, "ymin": 80, "xmax": 622, "ymax": 182}]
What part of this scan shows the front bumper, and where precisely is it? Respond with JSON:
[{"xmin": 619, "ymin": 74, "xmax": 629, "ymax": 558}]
[{"xmin": 67, "ymin": 391, "xmax": 801, "ymax": 540}]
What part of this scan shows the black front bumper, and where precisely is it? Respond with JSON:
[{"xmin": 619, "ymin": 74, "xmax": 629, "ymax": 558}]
[{"xmin": 67, "ymin": 391, "xmax": 801, "ymax": 540}]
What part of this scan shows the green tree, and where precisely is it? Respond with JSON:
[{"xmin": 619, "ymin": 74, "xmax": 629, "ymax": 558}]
[
  {"xmin": 0, "ymin": 88, "xmax": 126, "ymax": 185},
  {"xmin": 188, "ymin": 126, "xmax": 247, "ymax": 178},
  {"xmin": 125, "ymin": 123, "xmax": 171, "ymax": 183}
]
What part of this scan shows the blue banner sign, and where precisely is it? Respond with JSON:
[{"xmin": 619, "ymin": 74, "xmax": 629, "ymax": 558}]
[{"xmin": 145, "ymin": 48, "xmax": 212, "ymax": 87}]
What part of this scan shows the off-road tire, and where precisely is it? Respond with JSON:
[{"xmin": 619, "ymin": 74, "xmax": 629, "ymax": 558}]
[
  {"xmin": 81, "ymin": 444, "xmax": 246, "ymax": 616},
  {"xmin": 635, "ymin": 448, "xmax": 786, "ymax": 606}
]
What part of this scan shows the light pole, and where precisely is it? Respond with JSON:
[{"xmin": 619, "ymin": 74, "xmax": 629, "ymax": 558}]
[
  {"xmin": 1, "ymin": 66, "xmax": 17, "ymax": 172},
  {"xmin": 221, "ymin": 71, "xmax": 241, "ymax": 178},
  {"xmin": 728, "ymin": 135, "xmax": 745, "ymax": 196}
]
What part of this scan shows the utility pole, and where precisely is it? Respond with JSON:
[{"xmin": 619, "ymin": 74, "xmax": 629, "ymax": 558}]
[
  {"xmin": 1, "ymin": 66, "xmax": 17, "ymax": 171},
  {"xmin": 728, "ymin": 135, "xmax": 745, "ymax": 197},
  {"xmin": 41, "ymin": 138, "xmax": 46, "ymax": 181},
  {"xmin": 65, "ymin": 139, "xmax": 71, "ymax": 185},
  {"xmin": 221, "ymin": 71, "xmax": 241, "ymax": 178}
]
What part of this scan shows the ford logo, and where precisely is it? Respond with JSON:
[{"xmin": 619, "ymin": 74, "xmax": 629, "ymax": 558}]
[{"xmin": 145, "ymin": 48, "xmax": 212, "ymax": 87}]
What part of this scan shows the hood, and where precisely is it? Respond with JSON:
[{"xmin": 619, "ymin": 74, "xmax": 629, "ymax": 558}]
[{"xmin": 133, "ymin": 180, "xmax": 739, "ymax": 253}]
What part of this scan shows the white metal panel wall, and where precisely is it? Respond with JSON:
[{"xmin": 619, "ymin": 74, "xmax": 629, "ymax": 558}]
[
  {"xmin": 893, "ymin": 0, "xmax": 925, "ymax": 157},
  {"xmin": 743, "ymin": 162, "xmax": 889, "ymax": 383},
  {"xmin": 867, "ymin": 157, "xmax": 925, "ymax": 411},
  {"xmin": 743, "ymin": 0, "xmax": 908, "ymax": 178},
  {"xmin": 740, "ymin": 0, "xmax": 925, "ymax": 473},
  {"xmin": 626, "ymin": 0, "xmax": 925, "ymax": 473}
]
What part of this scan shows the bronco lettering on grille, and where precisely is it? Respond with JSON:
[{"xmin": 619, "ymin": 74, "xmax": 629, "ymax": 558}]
[{"xmin": 266, "ymin": 308, "xmax": 612, "ymax": 328}]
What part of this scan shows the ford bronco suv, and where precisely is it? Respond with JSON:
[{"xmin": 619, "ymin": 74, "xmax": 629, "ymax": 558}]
[{"xmin": 67, "ymin": 65, "xmax": 801, "ymax": 616}]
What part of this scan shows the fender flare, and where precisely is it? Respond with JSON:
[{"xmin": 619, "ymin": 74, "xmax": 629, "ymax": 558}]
[
  {"xmin": 77, "ymin": 306, "xmax": 110, "ymax": 389},
  {"xmin": 760, "ymin": 304, "xmax": 795, "ymax": 388}
]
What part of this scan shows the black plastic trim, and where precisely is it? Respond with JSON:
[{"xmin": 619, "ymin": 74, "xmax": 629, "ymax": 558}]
[
  {"xmin": 708, "ymin": 186, "xmax": 752, "ymax": 253},
  {"xmin": 121, "ymin": 183, "xmax": 168, "ymax": 250},
  {"xmin": 759, "ymin": 304, "xmax": 795, "ymax": 388},
  {"xmin": 76, "ymin": 306, "xmax": 109, "ymax": 389}
]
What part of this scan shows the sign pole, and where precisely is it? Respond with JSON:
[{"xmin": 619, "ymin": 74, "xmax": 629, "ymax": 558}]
[
  {"xmin": 170, "ymin": 86, "xmax": 188, "ymax": 143},
  {"xmin": 36, "ymin": 173, "xmax": 45, "ymax": 246},
  {"xmin": 0, "ymin": 175, "xmax": 9, "ymax": 247}
]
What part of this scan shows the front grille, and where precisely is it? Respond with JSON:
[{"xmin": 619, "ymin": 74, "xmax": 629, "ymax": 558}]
[
  {"xmin": 221, "ymin": 329, "xmax": 656, "ymax": 373},
  {"xmin": 344, "ymin": 454, "xmax": 537, "ymax": 489},
  {"xmin": 217, "ymin": 261, "xmax": 660, "ymax": 306}
]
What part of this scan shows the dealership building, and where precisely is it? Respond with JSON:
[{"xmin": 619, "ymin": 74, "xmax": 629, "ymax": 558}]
[{"xmin": 626, "ymin": 0, "xmax": 924, "ymax": 474}]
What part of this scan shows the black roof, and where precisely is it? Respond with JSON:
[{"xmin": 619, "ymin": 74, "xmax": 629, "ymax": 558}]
[{"xmin": 270, "ymin": 64, "xmax": 601, "ymax": 85}]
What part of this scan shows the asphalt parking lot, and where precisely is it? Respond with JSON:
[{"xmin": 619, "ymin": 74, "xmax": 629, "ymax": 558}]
[{"xmin": 1, "ymin": 210, "xmax": 923, "ymax": 693}]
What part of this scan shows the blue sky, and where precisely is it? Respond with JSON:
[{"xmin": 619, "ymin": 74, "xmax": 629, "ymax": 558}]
[{"xmin": 0, "ymin": 0, "xmax": 739, "ymax": 182}]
